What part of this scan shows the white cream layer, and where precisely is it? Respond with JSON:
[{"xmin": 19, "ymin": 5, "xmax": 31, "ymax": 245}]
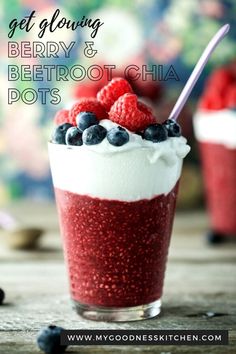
[
  {"xmin": 49, "ymin": 120, "xmax": 190, "ymax": 201},
  {"xmin": 194, "ymin": 109, "xmax": 236, "ymax": 149}
]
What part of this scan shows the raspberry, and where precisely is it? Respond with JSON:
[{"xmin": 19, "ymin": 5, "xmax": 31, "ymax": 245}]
[
  {"xmin": 97, "ymin": 77, "xmax": 133, "ymax": 111},
  {"xmin": 200, "ymin": 65, "xmax": 236, "ymax": 110},
  {"xmin": 206, "ymin": 68, "xmax": 233, "ymax": 91},
  {"xmin": 137, "ymin": 100, "xmax": 153, "ymax": 116},
  {"xmin": 109, "ymin": 93, "xmax": 156, "ymax": 132},
  {"xmin": 226, "ymin": 85, "xmax": 236, "ymax": 108},
  {"xmin": 199, "ymin": 92, "xmax": 225, "ymax": 111},
  {"xmin": 69, "ymin": 98, "xmax": 107, "ymax": 125},
  {"xmin": 198, "ymin": 96, "xmax": 213, "ymax": 110},
  {"xmin": 54, "ymin": 109, "xmax": 70, "ymax": 125}
]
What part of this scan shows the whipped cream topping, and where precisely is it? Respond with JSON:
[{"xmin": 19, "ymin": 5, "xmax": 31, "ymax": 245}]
[
  {"xmin": 82, "ymin": 120, "xmax": 189, "ymax": 161},
  {"xmin": 49, "ymin": 120, "xmax": 190, "ymax": 201},
  {"xmin": 194, "ymin": 109, "xmax": 236, "ymax": 149}
]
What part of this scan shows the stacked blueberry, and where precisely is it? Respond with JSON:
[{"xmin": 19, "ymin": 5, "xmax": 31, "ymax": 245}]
[
  {"xmin": 52, "ymin": 111, "xmax": 130, "ymax": 147},
  {"xmin": 52, "ymin": 114, "xmax": 181, "ymax": 147},
  {"xmin": 142, "ymin": 119, "xmax": 181, "ymax": 142}
]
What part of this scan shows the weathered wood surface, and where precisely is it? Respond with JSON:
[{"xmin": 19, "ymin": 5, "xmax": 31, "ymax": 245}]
[{"xmin": 0, "ymin": 202, "xmax": 236, "ymax": 353}]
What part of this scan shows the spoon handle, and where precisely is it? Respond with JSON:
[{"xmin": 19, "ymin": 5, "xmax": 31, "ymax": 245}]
[{"xmin": 169, "ymin": 24, "xmax": 230, "ymax": 121}]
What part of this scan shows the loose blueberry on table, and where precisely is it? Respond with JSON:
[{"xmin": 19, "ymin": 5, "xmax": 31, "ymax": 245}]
[
  {"xmin": 37, "ymin": 325, "xmax": 67, "ymax": 354},
  {"xmin": 207, "ymin": 230, "xmax": 227, "ymax": 245},
  {"xmin": 0, "ymin": 288, "xmax": 5, "ymax": 305}
]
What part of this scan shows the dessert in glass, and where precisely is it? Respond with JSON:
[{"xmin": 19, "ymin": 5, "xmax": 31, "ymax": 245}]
[
  {"xmin": 193, "ymin": 62, "xmax": 236, "ymax": 243},
  {"xmin": 49, "ymin": 78, "xmax": 190, "ymax": 321}
]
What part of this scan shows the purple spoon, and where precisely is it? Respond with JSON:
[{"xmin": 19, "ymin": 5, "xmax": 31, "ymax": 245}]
[{"xmin": 169, "ymin": 24, "xmax": 230, "ymax": 121}]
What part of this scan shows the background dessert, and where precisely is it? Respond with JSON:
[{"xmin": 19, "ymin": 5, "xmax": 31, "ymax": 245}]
[{"xmin": 194, "ymin": 61, "xmax": 236, "ymax": 242}]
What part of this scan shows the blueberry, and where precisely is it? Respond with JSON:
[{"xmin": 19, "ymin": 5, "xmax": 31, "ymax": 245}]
[
  {"xmin": 51, "ymin": 123, "xmax": 73, "ymax": 145},
  {"xmin": 107, "ymin": 126, "xmax": 129, "ymax": 146},
  {"xmin": 207, "ymin": 231, "xmax": 226, "ymax": 245},
  {"xmin": 163, "ymin": 119, "xmax": 181, "ymax": 137},
  {"xmin": 83, "ymin": 125, "xmax": 107, "ymax": 145},
  {"xmin": 0, "ymin": 288, "xmax": 5, "ymax": 305},
  {"xmin": 37, "ymin": 325, "xmax": 67, "ymax": 354},
  {"xmin": 65, "ymin": 127, "xmax": 83, "ymax": 146},
  {"xmin": 143, "ymin": 124, "xmax": 168, "ymax": 143},
  {"xmin": 76, "ymin": 111, "xmax": 98, "ymax": 132}
]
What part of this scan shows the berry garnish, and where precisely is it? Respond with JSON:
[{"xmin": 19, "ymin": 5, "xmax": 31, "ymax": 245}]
[
  {"xmin": 137, "ymin": 101, "xmax": 153, "ymax": 117},
  {"xmin": 0, "ymin": 288, "xmax": 5, "ymax": 305},
  {"xmin": 199, "ymin": 65, "xmax": 236, "ymax": 110},
  {"xmin": 76, "ymin": 111, "xmax": 98, "ymax": 132},
  {"xmin": 54, "ymin": 109, "xmax": 70, "ymax": 126},
  {"xmin": 37, "ymin": 325, "xmax": 67, "ymax": 354},
  {"xmin": 207, "ymin": 68, "xmax": 233, "ymax": 91},
  {"xmin": 107, "ymin": 126, "xmax": 129, "ymax": 146},
  {"xmin": 97, "ymin": 77, "xmax": 133, "ymax": 111},
  {"xmin": 199, "ymin": 90, "xmax": 225, "ymax": 110},
  {"xmin": 163, "ymin": 119, "xmax": 182, "ymax": 137},
  {"xmin": 198, "ymin": 94, "xmax": 215, "ymax": 110},
  {"xmin": 226, "ymin": 85, "xmax": 236, "ymax": 109},
  {"xmin": 143, "ymin": 124, "xmax": 168, "ymax": 142},
  {"xmin": 69, "ymin": 98, "xmax": 107, "ymax": 125},
  {"xmin": 83, "ymin": 125, "xmax": 107, "ymax": 145},
  {"xmin": 65, "ymin": 127, "xmax": 83, "ymax": 146},
  {"xmin": 109, "ymin": 93, "xmax": 156, "ymax": 132},
  {"xmin": 51, "ymin": 123, "xmax": 73, "ymax": 145}
]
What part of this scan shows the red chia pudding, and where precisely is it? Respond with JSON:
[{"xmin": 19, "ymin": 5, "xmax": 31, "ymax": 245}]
[{"xmin": 54, "ymin": 183, "xmax": 179, "ymax": 308}]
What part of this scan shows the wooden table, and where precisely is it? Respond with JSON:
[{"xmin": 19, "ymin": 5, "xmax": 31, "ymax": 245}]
[{"xmin": 0, "ymin": 202, "xmax": 235, "ymax": 353}]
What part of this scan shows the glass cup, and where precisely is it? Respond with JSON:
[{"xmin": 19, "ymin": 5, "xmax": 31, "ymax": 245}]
[
  {"xmin": 49, "ymin": 142, "xmax": 184, "ymax": 321},
  {"xmin": 199, "ymin": 141, "xmax": 236, "ymax": 236}
]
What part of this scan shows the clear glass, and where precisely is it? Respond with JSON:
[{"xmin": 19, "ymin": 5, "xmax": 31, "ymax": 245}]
[
  {"xmin": 49, "ymin": 143, "xmax": 179, "ymax": 321},
  {"xmin": 73, "ymin": 299, "xmax": 161, "ymax": 322},
  {"xmin": 199, "ymin": 142, "xmax": 236, "ymax": 236}
]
